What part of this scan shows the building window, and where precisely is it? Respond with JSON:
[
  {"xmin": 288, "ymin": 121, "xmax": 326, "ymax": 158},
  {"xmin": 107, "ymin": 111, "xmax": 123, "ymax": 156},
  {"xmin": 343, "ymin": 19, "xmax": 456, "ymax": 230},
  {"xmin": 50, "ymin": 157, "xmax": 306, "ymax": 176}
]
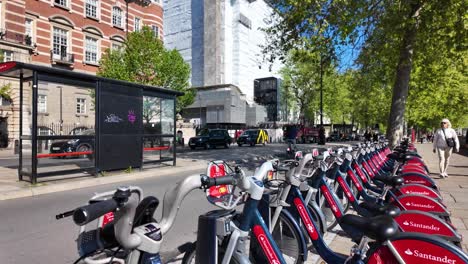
[
  {"xmin": 0, "ymin": 97, "xmax": 11, "ymax": 106},
  {"xmin": 112, "ymin": 42, "xmax": 123, "ymax": 51},
  {"xmin": 54, "ymin": 0, "xmax": 68, "ymax": 8},
  {"xmin": 112, "ymin": 7, "xmax": 122, "ymax": 27},
  {"xmin": 52, "ymin": 27, "xmax": 68, "ymax": 58},
  {"xmin": 76, "ymin": 98, "xmax": 86, "ymax": 114},
  {"xmin": 85, "ymin": 0, "xmax": 98, "ymax": 19},
  {"xmin": 2, "ymin": 50, "xmax": 13, "ymax": 62},
  {"xmin": 38, "ymin": 95, "xmax": 47, "ymax": 113},
  {"xmin": 151, "ymin": 25, "xmax": 159, "ymax": 38},
  {"xmin": 85, "ymin": 36, "xmax": 98, "ymax": 64},
  {"xmin": 25, "ymin": 19, "xmax": 34, "ymax": 45},
  {"xmin": 134, "ymin": 17, "xmax": 141, "ymax": 32}
]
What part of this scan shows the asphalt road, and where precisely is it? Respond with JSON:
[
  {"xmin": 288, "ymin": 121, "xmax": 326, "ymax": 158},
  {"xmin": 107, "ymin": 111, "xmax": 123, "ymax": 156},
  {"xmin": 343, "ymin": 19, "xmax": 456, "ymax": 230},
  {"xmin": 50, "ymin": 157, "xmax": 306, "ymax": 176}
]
[
  {"xmin": 0, "ymin": 142, "xmax": 354, "ymax": 264},
  {"xmin": 0, "ymin": 171, "xmax": 216, "ymax": 264}
]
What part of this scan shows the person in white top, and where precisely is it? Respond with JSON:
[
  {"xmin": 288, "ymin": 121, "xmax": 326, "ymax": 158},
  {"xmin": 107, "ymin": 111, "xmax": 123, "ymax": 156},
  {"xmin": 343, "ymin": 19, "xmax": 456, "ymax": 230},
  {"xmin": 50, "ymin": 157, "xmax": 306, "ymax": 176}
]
[{"xmin": 433, "ymin": 118, "xmax": 460, "ymax": 178}]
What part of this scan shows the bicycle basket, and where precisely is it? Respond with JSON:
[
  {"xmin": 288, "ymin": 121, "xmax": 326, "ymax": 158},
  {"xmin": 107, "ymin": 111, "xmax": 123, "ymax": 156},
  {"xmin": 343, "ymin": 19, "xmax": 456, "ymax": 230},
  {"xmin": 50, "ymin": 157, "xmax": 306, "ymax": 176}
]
[{"xmin": 77, "ymin": 229, "xmax": 102, "ymax": 257}]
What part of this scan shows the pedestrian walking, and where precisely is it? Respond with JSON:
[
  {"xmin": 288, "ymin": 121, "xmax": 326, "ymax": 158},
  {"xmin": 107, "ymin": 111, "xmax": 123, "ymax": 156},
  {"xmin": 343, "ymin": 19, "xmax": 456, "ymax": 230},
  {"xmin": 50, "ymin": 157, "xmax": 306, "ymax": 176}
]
[
  {"xmin": 286, "ymin": 125, "xmax": 298, "ymax": 150},
  {"xmin": 433, "ymin": 118, "xmax": 460, "ymax": 178}
]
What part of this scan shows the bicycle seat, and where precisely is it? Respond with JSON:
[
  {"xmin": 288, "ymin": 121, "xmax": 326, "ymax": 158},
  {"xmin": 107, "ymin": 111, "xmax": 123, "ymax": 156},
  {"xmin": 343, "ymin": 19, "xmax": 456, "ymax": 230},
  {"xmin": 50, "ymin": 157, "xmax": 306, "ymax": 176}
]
[
  {"xmin": 359, "ymin": 201, "xmax": 401, "ymax": 217},
  {"xmin": 373, "ymin": 174, "xmax": 404, "ymax": 187},
  {"xmin": 386, "ymin": 153, "xmax": 400, "ymax": 160},
  {"xmin": 340, "ymin": 214, "xmax": 398, "ymax": 241}
]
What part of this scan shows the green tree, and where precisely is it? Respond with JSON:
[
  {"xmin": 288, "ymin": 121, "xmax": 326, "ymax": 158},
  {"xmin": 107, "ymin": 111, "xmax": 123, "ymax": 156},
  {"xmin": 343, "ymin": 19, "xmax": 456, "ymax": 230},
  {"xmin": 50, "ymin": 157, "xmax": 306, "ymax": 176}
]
[
  {"xmin": 98, "ymin": 26, "xmax": 194, "ymax": 113},
  {"xmin": 263, "ymin": 0, "xmax": 467, "ymax": 146},
  {"xmin": 280, "ymin": 49, "xmax": 334, "ymax": 124}
]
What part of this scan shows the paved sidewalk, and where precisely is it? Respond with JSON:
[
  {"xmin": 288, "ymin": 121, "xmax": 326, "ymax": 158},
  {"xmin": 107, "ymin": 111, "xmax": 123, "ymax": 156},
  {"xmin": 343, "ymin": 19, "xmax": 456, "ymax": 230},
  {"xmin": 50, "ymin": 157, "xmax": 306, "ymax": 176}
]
[
  {"xmin": 0, "ymin": 158, "xmax": 208, "ymax": 201},
  {"xmin": 319, "ymin": 143, "xmax": 468, "ymax": 263}
]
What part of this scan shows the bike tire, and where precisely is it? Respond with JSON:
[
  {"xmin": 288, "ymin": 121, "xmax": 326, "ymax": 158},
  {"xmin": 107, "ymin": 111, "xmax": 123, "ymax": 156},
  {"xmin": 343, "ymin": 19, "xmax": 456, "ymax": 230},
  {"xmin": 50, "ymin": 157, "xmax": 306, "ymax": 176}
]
[{"xmin": 265, "ymin": 212, "xmax": 304, "ymax": 264}]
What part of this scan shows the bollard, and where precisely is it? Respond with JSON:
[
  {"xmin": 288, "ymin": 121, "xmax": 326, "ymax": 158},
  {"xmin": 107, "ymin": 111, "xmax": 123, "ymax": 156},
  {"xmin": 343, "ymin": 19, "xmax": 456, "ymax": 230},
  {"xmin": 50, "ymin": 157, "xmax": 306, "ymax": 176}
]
[{"xmin": 14, "ymin": 139, "xmax": 19, "ymax": 154}]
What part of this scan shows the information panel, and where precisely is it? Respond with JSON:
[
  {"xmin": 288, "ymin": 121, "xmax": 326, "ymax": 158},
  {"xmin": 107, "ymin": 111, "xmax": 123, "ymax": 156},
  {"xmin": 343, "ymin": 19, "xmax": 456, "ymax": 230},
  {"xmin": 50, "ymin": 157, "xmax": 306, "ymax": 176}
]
[{"xmin": 98, "ymin": 81, "xmax": 143, "ymax": 170}]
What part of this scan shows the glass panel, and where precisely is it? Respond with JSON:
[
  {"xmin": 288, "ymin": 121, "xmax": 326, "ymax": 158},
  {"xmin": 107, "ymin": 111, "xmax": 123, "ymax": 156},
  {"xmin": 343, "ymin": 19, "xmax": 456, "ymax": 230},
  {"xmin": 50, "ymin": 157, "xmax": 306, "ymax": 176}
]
[
  {"xmin": 85, "ymin": 36, "xmax": 98, "ymax": 63},
  {"xmin": 22, "ymin": 80, "xmax": 33, "ymax": 136},
  {"xmin": 161, "ymin": 98, "xmax": 174, "ymax": 135},
  {"xmin": 86, "ymin": 0, "xmax": 98, "ymax": 18},
  {"xmin": 21, "ymin": 140, "xmax": 32, "ymax": 175},
  {"xmin": 53, "ymin": 27, "xmax": 68, "ymax": 56},
  {"xmin": 134, "ymin": 17, "xmax": 140, "ymax": 32},
  {"xmin": 37, "ymin": 137, "xmax": 95, "ymax": 175},
  {"xmin": 143, "ymin": 95, "xmax": 161, "ymax": 134},
  {"xmin": 143, "ymin": 136, "xmax": 173, "ymax": 163},
  {"xmin": 112, "ymin": 7, "xmax": 122, "ymax": 26},
  {"xmin": 36, "ymin": 81, "xmax": 95, "ymax": 136}
]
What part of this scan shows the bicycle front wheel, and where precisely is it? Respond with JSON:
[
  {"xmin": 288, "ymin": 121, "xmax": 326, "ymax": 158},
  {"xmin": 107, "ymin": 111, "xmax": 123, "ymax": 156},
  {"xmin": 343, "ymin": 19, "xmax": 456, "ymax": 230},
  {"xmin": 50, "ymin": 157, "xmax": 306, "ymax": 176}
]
[{"xmin": 269, "ymin": 212, "xmax": 304, "ymax": 264}]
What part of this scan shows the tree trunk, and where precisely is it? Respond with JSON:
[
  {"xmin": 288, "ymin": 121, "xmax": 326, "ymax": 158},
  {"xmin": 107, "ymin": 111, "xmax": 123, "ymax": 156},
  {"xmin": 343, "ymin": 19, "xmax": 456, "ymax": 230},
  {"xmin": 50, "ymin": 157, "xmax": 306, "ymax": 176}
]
[{"xmin": 386, "ymin": 2, "xmax": 422, "ymax": 147}]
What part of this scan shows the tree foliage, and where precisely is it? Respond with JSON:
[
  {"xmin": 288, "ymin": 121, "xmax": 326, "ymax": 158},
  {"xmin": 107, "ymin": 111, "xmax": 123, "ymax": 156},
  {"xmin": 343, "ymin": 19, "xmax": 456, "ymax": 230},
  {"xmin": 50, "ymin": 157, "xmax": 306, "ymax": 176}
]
[
  {"xmin": 264, "ymin": 0, "xmax": 467, "ymax": 145},
  {"xmin": 279, "ymin": 49, "xmax": 321, "ymax": 123},
  {"xmin": 98, "ymin": 26, "xmax": 194, "ymax": 112}
]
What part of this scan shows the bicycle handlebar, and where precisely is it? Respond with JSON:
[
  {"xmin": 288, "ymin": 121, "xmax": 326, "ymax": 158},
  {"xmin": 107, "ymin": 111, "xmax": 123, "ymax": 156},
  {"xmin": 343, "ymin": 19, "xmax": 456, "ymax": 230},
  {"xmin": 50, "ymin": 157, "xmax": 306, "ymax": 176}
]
[
  {"xmin": 73, "ymin": 198, "xmax": 118, "ymax": 226},
  {"xmin": 201, "ymin": 175, "xmax": 236, "ymax": 188}
]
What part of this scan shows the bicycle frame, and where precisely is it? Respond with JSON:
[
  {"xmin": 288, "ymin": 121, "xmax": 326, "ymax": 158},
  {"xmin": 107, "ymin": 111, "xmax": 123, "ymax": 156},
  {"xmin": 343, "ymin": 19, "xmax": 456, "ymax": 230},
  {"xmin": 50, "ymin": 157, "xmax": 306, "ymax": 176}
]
[
  {"xmin": 286, "ymin": 184, "xmax": 348, "ymax": 263},
  {"xmin": 196, "ymin": 194, "xmax": 287, "ymax": 264}
]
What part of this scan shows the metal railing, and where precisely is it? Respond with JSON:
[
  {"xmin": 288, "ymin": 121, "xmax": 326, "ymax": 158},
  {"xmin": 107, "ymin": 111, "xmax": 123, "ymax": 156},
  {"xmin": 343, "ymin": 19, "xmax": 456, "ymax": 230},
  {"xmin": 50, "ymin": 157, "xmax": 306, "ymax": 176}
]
[
  {"xmin": 0, "ymin": 29, "xmax": 36, "ymax": 47},
  {"xmin": 50, "ymin": 50, "xmax": 75, "ymax": 64}
]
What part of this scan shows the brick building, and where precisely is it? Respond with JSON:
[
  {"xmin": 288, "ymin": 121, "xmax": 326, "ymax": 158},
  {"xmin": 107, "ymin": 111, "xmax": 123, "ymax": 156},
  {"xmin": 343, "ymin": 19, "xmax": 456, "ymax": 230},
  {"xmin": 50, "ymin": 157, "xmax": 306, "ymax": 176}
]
[{"xmin": 0, "ymin": 0, "xmax": 163, "ymax": 148}]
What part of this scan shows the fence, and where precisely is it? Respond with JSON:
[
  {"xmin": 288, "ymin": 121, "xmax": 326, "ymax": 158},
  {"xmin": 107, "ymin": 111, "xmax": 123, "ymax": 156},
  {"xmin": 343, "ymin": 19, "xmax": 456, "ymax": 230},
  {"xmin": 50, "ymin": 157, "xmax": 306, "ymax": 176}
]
[{"xmin": 38, "ymin": 123, "xmax": 95, "ymax": 135}]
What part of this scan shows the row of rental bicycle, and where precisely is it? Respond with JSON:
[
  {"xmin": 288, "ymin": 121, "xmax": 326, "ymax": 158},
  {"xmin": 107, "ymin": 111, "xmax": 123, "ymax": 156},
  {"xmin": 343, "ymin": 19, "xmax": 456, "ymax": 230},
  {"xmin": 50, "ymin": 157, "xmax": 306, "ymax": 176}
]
[{"xmin": 56, "ymin": 139, "xmax": 468, "ymax": 264}]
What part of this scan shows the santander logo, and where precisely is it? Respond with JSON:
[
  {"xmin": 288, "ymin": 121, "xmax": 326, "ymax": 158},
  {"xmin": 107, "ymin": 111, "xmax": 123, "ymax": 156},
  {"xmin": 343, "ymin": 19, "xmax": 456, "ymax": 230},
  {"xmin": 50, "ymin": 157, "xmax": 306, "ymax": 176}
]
[
  {"xmin": 252, "ymin": 225, "xmax": 280, "ymax": 264},
  {"xmin": 405, "ymin": 190, "xmax": 430, "ymax": 196},
  {"xmin": 320, "ymin": 186, "xmax": 342, "ymax": 217},
  {"xmin": 293, "ymin": 198, "xmax": 318, "ymax": 240},
  {"xmin": 405, "ymin": 202, "xmax": 435, "ymax": 209},
  {"xmin": 336, "ymin": 177, "xmax": 355, "ymax": 202},
  {"xmin": 405, "ymin": 179, "xmax": 427, "ymax": 184},
  {"xmin": 402, "ymin": 220, "xmax": 440, "ymax": 231},
  {"xmin": 404, "ymin": 248, "xmax": 457, "ymax": 263}
]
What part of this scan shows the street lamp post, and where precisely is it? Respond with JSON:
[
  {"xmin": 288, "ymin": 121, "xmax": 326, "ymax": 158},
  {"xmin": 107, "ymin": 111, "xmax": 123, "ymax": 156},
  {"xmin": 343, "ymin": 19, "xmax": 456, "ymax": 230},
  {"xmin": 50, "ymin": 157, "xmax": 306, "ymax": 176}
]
[
  {"xmin": 198, "ymin": 93, "xmax": 202, "ymax": 127},
  {"xmin": 320, "ymin": 54, "xmax": 323, "ymax": 126}
]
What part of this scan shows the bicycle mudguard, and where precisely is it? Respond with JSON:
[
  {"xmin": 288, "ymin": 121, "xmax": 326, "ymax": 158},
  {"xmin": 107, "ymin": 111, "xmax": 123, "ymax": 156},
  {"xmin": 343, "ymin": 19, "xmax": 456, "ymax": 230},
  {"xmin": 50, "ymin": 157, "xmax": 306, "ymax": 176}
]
[
  {"xmin": 394, "ymin": 184, "xmax": 442, "ymax": 201},
  {"xmin": 367, "ymin": 232, "xmax": 468, "ymax": 264},
  {"xmin": 399, "ymin": 172, "xmax": 438, "ymax": 189},
  {"xmin": 394, "ymin": 211, "xmax": 461, "ymax": 242},
  {"xmin": 406, "ymin": 159, "xmax": 430, "ymax": 172},
  {"xmin": 392, "ymin": 194, "xmax": 450, "ymax": 216},
  {"xmin": 400, "ymin": 166, "xmax": 429, "ymax": 175},
  {"xmin": 195, "ymin": 209, "xmax": 236, "ymax": 264}
]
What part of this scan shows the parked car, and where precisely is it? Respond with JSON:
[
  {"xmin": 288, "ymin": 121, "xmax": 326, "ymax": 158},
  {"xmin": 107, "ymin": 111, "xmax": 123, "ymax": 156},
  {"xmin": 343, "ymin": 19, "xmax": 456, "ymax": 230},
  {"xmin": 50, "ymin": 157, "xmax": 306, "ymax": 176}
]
[
  {"xmin": 188, "ymin": 129, "xmax": 232, "ymax": 150},
  {"xmin": 237, "ymin": 129, "xmax": 269, "ymax": 147},
  {"xmin": 49, "ymin": 129, "xmax": 94, "ymax": 159}
]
